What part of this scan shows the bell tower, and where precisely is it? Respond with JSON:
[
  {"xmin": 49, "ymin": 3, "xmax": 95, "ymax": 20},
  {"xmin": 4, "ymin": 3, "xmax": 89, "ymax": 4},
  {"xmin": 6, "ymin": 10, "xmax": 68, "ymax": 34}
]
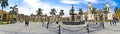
[
  {"xmin": 105, "ymin": 2, "xmax": 110, "ymax": 13},
  {"xmin": 88, "ymin": 2, "xmax": 93, "ymax": 13}
]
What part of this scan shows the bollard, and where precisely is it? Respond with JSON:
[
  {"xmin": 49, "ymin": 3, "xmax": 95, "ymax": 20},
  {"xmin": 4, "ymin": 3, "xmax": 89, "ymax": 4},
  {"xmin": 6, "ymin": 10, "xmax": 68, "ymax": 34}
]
[
  {"xmin": 42, "ymin": 22, "xmax": 45, "ymax": 26},
  {"xmin": 102, "ymin": 22, "xmax": 105, "ymax": 28},
  {"xmin": 58, "ymin": 25, "xmax": 61, "ymax": 34},
  {"xmin": 86, "ymin": 24, "xmax": 89, "ymax": 33}
]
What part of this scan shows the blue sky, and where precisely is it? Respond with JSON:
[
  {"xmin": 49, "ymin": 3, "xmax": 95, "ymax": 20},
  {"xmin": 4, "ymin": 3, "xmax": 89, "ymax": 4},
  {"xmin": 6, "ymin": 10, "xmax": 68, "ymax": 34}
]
[{"xmin": 1, "ymin": 0, "xmax": 120, "ymax": 16}]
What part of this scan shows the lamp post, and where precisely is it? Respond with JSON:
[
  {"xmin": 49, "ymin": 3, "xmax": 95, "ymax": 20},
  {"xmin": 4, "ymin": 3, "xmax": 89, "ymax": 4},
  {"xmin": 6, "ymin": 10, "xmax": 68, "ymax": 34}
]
[{"xmin": 29, "ymin": 8, "xmax": 31, "ymax": 22}]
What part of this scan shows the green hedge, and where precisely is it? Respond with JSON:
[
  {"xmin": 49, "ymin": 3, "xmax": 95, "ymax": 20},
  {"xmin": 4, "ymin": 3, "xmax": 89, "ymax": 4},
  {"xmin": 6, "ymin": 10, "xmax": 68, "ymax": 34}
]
[{"xmin": 0, "ymin": 22, "xmax": 8, "ymax": 25}]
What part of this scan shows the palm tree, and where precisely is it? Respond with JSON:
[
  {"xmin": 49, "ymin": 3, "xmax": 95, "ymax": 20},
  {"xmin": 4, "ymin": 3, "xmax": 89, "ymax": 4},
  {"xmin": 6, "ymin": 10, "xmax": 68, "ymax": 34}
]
[
  {"xmin": 92, "ymin": 7, "xmax": 97, "ymax": 14},
  {"xmin": 114, "ymin": 6, "xmax": 119, "ymax": 13},
  {"xmin": 36, "ymin": 8, "xmax": 43, "ymax": 22},
  {"xmin": 50, "ymin": 8, "xmax": 57, "ymax": 16},
  {"xmin": 9, "ymin": 5, "xmax": 18, "ymax": 24},
  {"xmin": 78, "ymin": 8, "xmax": 83, "ymax": 15},
  {"xmin": 0, "ymin": 0, "xmax": 8, "ymax": 12},
  {"xmin": 114, "ymin": 6, "xmax": 119, "ymax": 19},
  {"xmin": 59, "ymin": 9, "xmax": 64, "ymax": 22},
  {"xmin": 0, "ymin": 0, "xmax": 8, "ymax": 23},
  {"xmin": 36, "ymin": 8, "xmax": 43, "ymax": 15},
  {"xmin": 10, "ymin": 5, "xmax": 18, "ymax": 15},
  {"xmin": 50, "ymin": 8, "xmax": 57, "ymax": 22},
  {"xmin": 78, "ymin": 8, "xmax": 83, "ymax": 20},
  {"xmin": 92, "ymin": 7, "xmax": 97, "ymax": 21},
  {"xmin": 59, "ymin": 9, "xmax": 64, "ymax": 16}
]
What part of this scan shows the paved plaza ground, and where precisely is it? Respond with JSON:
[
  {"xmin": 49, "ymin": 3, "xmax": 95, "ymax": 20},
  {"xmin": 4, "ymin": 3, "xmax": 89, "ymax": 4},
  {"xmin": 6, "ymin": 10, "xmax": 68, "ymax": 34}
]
[{"xmin": 0, "ymin": 22, "xmax": 120, "ymax": 34}]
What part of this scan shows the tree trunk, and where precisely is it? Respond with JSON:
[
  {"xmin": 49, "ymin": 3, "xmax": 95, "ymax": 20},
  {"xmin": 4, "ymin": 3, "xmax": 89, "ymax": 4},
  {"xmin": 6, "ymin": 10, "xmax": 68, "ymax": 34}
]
[
  {"xmin": 2, "ymin": 7, "xmax": 3, "ymax": 13},
  {"xmin": 1, "ymin": 7, "xmax": 3, "ymax": 24},
  {"xmin": 41, "ymin": 16, "xmax": 43, "ymax": 22}
]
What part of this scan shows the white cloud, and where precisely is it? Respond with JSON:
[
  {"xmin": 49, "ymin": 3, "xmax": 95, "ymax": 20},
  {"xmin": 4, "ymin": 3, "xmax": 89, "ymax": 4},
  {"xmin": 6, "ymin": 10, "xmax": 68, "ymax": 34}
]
[
  {"xmin": 110, "ymin": 1, "xmax": 117, "ymax": 6},
  {"xmin": 112, "ymin": 2, "xmax": 117, "ymax": 6},
  {"xmin": 60, "ymin": 0, "xmax": 98, "ymax": 4},
  {"xmin": 61, "ymin": 0, "xmax": 80, "ymax": 4},
  {"xmin": 86, "ymin": 0, "xmax": 97, "ymax": 2},
  {"xmin": 60, "ymin": 0, "xmax": 118, "ymax": 5},
  {"xmin": 18, "ymin": 7, "xmax": 30, "ymax": 15},
  {"xmin": 17, "ymin": 0, "xmax": 70, "ymax": 16},
  {"xmin": 8, "ymin": 0, "xmax": 117, "ymax": 16},
  {"xmin": 18, "ymin": 0, "xmax": 53, "ymax": 16}
]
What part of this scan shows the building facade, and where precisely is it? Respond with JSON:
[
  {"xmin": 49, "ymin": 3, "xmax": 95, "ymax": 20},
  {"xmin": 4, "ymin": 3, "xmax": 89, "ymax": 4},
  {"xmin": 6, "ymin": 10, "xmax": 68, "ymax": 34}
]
[
  {"xmin": 70, "ymin": 2, "xmax": 113, "ymax": 22},
  {"xmin": 0, "ymin": 10, "xmax": 10, "ymax": 23}
]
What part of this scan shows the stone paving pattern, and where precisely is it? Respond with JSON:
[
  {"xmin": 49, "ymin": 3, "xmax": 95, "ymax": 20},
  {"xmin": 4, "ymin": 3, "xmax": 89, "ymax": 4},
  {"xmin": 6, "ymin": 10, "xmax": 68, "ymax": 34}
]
[{"xmin": 0, "ymin": 22, "xmax": 120, "ymax": 34}]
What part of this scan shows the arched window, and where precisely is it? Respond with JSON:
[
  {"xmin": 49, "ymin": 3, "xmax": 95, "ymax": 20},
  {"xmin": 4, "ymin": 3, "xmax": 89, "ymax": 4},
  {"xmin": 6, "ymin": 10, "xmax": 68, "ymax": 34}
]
[{"xmin": 3, "ymin": 14, "xmax": 6, "ymax": 19}]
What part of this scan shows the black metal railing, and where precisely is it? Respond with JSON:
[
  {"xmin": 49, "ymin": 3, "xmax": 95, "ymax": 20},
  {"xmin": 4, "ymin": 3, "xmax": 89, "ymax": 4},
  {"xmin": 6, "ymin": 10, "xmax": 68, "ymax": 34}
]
[{"xmin": 47, "ymin": 22, "xmax": 105, "ymax": 34}]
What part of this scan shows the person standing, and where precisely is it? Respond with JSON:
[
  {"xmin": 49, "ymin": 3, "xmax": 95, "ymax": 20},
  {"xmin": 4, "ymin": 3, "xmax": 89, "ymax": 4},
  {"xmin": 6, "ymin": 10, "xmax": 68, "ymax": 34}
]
[
  {"xmin": 56, "ymin": 18, "xmax": 59, "ymax": 24},
  {"xmin": 110, "ymin": 20, "xmax": 112, "ymax": 26},
  {"xmin": 56, "ymin": 21, "xmax": 58, "ymax": 24},
  {"xmin": 47, "ymin": 21, "xmax": 49, "ymax": 29},
  {"xmin": 25, "ymin": 18, "xmax": 29, "ymax": 26},
  {"xmin": 25, "ymin": 20, "xmax": 27, "ymax": 26},
  {"xmin": 114, "ymin": 17, "xmax": 117, "ymax": 26},
  {"xmin": 47, "ymin": 17, "xmax": 50, "ymax": 29},
  {"xmin": 41, "ymin": 19, "xmax": 44, "ymax": 26},
  {"xmin": 26, "ymin": 20, "xmax": 29, "ymax": 26},
  {"xmin": 112, "ymin": 17, "xmax": 117, "ymax": 26}
]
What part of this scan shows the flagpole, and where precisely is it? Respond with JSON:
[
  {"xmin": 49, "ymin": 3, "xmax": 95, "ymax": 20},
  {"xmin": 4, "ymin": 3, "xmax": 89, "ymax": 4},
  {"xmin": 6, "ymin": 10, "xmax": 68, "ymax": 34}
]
[{"xmin": 29, "ymin": 8, "xmax": 30, "ymax": 22}]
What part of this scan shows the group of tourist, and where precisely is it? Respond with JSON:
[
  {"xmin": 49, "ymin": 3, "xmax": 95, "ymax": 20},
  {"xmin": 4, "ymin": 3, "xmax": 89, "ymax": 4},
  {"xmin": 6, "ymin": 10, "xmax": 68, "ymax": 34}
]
[
  {"xmin": 23, "ymin": 17, "xmax": 119, "ymax": 26},
  {"xmin": 110, "ymin": 17, "xmax": 118, "ymax": 26},
  {"xmin": 24, "ymin": 17, "xmax": 59, "ymax": 26}
]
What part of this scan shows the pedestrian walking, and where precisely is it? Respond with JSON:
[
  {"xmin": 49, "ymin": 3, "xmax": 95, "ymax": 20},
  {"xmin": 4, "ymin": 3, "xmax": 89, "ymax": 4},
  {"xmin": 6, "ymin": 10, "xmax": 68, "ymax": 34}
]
[
  {"xmin": 116, "ymin": 18, "xmax": 118, "ymax": 22},
  {"xmin": 47, "ymin": 22, "xmax": 49, "ymax": 29},
  {"xmin": 26, "ymin": 21, "xmax": 29, "ymax": 26},
  {"xmin": 111, "ymin": 17, "xmax": 117, "ymax": 26},
  {"xmin": 111, "ymin": 18, "xmax": 114, "ymax": 26},
  {"xmin": 25, "ymin": 20, "xmax": 28, "ymax": 26},
  {"xmin": 47, "ymin": 17, "xmax": 50, "ymax": 29},
  {"xmin": 56, "ymin": 21, "xmax": 58, "ymax": 24},
  {"xmin": 95, "ymin": 21, "xmax": 98, "ymax": 24},
  {"xmin": 110, "ymin": 20, "xmax": 112, "ymax": 26},
  {"xmin": 114, "ymin": 17, "xmax": 117, "ymax": 26},
  {"xmin": 42, "ymin": 22, "xmax": 44, "ymax": 26},
  {"xmin": 41, "ymin": 20, "xmax": 44, "ymax": 26},
  {"xmin": 25, "ymin": 19, "xmax": 29, "ymax": 26}
]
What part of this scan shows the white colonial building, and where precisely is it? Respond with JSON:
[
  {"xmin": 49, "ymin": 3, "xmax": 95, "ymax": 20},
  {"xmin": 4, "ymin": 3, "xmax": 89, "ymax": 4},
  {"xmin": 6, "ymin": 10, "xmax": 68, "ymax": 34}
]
[{"xmin": 71, "ymin": 2, "xmax": 113, "ymax": 22}]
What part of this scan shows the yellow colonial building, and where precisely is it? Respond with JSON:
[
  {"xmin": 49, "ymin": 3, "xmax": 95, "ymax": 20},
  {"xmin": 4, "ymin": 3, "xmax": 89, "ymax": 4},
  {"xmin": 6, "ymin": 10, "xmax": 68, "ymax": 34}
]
[
  {"xmin": 0, "ymin": 10, "xmax": 10, "ymax": 22},
  {"xmin": 116, "ymin": 11, "xmax": 120, "ymax": 20}
]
